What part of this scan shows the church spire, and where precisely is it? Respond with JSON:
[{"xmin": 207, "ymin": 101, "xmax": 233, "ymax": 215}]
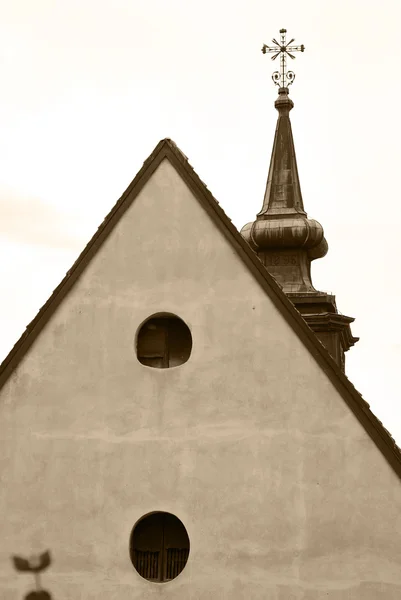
[
  {"xmin": 241, "ymin": 88, "xmax": 328, "ymax": 292},
  {"xmin": 258, "ymin": 86, "xmax": 306, "ymax": 218},
  {"xmin": 258, "ymin": 31, "xmax": 309, "ymax": 219},
  {"xmin": 241, "ymin": 30, "xmax": 358, "ymax": 371},
  {"xmin": 242, "ymin": 28, "xmax": 328, "ymax": 293}
]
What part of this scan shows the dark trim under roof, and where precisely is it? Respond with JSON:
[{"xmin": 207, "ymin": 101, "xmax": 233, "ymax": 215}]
[{"xmin": 1, "ymin": 138, "xmax": 400, "ymax": 478}]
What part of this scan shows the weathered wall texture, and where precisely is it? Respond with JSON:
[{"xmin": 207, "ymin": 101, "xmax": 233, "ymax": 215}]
[{"xmin": 1, "ymin": 159, "xmax": 400, "ymax": 599}]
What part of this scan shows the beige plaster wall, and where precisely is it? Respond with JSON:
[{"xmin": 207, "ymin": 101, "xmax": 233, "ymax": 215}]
[{"xmin": 0, "ymin": 159, "xmax": 400, "ymax": 599}]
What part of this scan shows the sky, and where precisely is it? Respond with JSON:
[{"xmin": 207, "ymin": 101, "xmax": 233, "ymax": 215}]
[{"xmin": 1, "ymin": 0, "xmax": 400, "ymax": 442}]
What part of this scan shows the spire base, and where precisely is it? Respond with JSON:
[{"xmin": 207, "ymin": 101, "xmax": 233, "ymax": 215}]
[{"xmin": 289, "ymin": 293, "xmax": 359, "ymax": 371}]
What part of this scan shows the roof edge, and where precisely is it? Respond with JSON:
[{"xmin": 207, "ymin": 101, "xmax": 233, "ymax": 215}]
[{"xmin": 0, "ymin": 138, "xmax": 171, "ymax": 383}]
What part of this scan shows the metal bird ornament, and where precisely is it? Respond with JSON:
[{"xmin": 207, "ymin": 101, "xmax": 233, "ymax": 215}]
[
  {"xmin": 12, "ymin": 551, "xmax": 51, "ymax": 573},
  {"xmin": 24, "ymin": 592, "xmax": 52, "ymax": 600},
  {"xmin": 11, "ymin": 551, "xmax": 52, "ymax": 600}
]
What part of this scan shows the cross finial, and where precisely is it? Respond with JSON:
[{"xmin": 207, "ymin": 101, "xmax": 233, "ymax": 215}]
[{"xmin": 261, "ymin": 28, "xmax": 305, "ymax": 88}]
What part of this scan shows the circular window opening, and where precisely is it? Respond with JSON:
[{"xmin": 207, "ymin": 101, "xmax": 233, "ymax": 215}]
[
  {"xmin": 130, "ymin": 512, "xmax": 190, "ymax": 583},
  {"xmin": 136, "ymin": 314, "xmax": 192, "ymax": 369}
]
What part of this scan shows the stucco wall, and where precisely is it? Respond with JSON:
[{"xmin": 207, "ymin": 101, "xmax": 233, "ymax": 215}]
[{"xmin": 1, "ymin": 159, "xmax": 400, "ymax": 599}]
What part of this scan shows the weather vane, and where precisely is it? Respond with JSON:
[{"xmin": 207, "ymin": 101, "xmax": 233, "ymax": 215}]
[
  {"xmin": 261, "ymin": 28, "xmax": 305, "ymax": 88},
  {"xmin": 12, "ymin": 550, "xmax": 52, "ymax": 599}
]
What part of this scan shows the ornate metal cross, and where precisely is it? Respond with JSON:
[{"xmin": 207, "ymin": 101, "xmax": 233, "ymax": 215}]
[{"xmin": 261, "ymin": 28, "xmax": 305, "ymax": 88}]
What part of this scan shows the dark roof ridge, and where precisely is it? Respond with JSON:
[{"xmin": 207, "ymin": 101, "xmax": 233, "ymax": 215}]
[{"xmin": 1, "ymin": 138, "xmax": 400, "ymax": 479}]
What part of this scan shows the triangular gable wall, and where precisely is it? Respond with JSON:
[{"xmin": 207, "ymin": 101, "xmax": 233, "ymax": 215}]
[{"xmin": 0, "ymin": 138, "xmax": 400, "ymax": 479}]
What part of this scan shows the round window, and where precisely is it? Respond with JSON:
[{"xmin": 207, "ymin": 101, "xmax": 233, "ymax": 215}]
[
  {"xmin": 130, "ymin": 512, "xmax": 190, "ymax": 582},
  {"xmin": 136, "ymin": 314, "xmax": 192, "ymax": 368}
]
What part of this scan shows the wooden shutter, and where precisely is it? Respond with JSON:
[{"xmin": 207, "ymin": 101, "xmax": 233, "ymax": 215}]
[
  {"xmin": 133, "ymin": 550, "xmax": 160, "ymax": 580},
  {"xmin": 167, "ymin": 319, "xmax": 192, "ymax": 367},
  {"xmin": 132, "ymin": 513, "xmax": 163, "ymax": 581},
  {"xmin": 137, "ymin": 321, "xmax": 168, "ymax": 367},
  {"xmin": 162, "ymin": 513, "xmax": 190, "ymax": 581},
  {"xmin": 165, "ymin": 547, "xmax": 190, "ymax": 580}
]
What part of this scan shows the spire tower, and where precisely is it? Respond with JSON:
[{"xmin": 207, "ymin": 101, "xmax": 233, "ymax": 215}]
[{"xmin": 241, "ymin": 30, "xmax": 358, "ymax": 370}]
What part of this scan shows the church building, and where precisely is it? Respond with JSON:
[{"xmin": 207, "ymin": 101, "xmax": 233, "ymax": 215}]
[{"xmin": 1, "ymin": 31, "xmax": 401, "ymax": 599}]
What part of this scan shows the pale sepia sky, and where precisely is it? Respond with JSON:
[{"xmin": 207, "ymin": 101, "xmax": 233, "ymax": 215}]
[{"xmin": 1, "ymin": 0, "xmax": 400, "ymax": 441}]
